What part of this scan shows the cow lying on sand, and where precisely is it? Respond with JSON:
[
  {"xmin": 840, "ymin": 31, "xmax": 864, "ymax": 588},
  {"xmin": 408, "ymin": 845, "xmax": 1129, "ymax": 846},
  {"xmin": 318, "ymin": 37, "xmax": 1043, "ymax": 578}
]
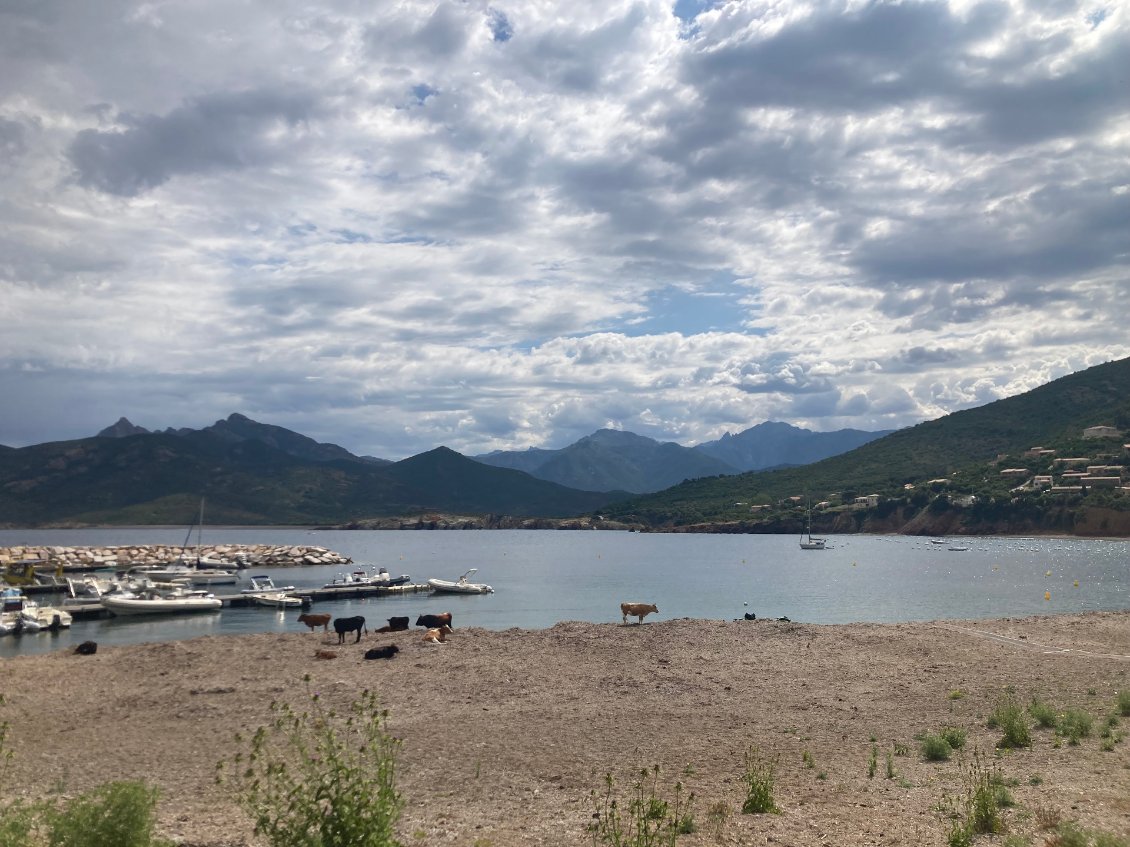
[
  {"xmin": 376, "ymin": 616, "xmax": 410, "ymax": 633},
  {"xmin": 422, "ymin": 624, "xmax": 453, "ymax": 644},
  {"xmin": 298, "ymin": 612, "xmax": 332, "ymax": 632},
  {"xmin": 620, "ymin": 602, "xmax": 659, "ymax": 624},
  {"xmin": 416, "ymin": 612, "xmax": 453, "ymax": 630},
  {"xmin": 333, "ymin": 615, "xmax": 367, "ymax": 644},
  {"xmin": 364, "ymin": 644, "xmax": 400, "ymax": 660}
]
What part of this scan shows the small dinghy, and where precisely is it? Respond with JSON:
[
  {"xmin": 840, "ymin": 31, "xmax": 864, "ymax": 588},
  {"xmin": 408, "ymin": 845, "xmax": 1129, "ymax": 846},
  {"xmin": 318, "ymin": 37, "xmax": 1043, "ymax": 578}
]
[{"xmin": 427, "ymin": 568, "xmax": 494, "ymax": 595}]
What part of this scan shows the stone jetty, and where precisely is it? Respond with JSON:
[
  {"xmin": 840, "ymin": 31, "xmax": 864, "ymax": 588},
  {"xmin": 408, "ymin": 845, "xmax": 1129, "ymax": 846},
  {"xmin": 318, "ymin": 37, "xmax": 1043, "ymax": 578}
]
[{"xmin": 0, "ymin": 544, "xmax": 352, "ymax": 570}]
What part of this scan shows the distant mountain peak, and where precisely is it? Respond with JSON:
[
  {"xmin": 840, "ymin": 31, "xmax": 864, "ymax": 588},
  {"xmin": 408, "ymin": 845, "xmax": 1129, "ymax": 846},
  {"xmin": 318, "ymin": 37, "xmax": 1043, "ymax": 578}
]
[{"xmin": 96, "ymin": 417, "xmax": 150, "ymax": 438}]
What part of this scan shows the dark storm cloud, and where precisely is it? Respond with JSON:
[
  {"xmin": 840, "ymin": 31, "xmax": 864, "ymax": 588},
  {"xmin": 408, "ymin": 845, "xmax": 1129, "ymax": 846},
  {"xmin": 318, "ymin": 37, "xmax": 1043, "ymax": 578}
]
[{"xmin": 67, "ymin": 89, "xmax": 321, "ymax": 196}]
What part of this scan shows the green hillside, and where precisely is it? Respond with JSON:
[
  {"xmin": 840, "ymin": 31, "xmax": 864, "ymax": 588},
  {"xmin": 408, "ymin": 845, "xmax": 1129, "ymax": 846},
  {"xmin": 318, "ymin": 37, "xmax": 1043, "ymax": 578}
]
[
  {"xmin": 601, "ymin": 357, "xmax": 1130, "ymax": 527},
  {"xmin": 0, "ymin": 430, "xmax": 624, "ymax": 527}
]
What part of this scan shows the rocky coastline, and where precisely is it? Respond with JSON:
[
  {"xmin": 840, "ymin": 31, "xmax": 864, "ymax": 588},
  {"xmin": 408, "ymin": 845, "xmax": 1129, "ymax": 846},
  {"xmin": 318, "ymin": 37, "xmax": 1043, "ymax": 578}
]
[{"xmin": 0, "ymin": 543, "xmax": 352, "ymax": 571}]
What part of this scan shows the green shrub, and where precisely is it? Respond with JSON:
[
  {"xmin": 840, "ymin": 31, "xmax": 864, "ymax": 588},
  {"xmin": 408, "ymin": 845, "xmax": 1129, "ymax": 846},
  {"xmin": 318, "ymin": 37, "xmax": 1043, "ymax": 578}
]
[
  {"xmin": 989, "ymin": 693, "xmax": 1032, "ymax": 749},
  {"xmin": 589, "ymin": 766, "xmax": 696, "ymax": 847},
  {"xmin": 1117, "ymin": 690, "xmax": 1130, "ymax": 717},
  {"xmin": 945, "ymin": 752, "xmax": 1006, "ymax": 846},
  {"xmin": 47, "ymin": 781, "xmax": 174, "ymax": 847},
  {"xmin": 221, "ymin": 684, "xmax": 402, "ymax": 847},
  {"xmin": 740, "ymin": 748, "xmax": 779, "ymax": 815},
  {"xmin": 867, "ymin": 745, "xmax": 877, "ymax": 778},
  {"xmin": 1028, "ymin": 698, "xmax": 1058, "ymax": 729},
  {"xmin": 1058, "ymin": 709, "xmax": 1093, "ymax": 745},
  {"xmin": 939, "ymin": 727, "xmax": 967, "ymax": 750},
  {"xmin": 921, "ymin": 734, "xmax": 952, "ymax": 762}
]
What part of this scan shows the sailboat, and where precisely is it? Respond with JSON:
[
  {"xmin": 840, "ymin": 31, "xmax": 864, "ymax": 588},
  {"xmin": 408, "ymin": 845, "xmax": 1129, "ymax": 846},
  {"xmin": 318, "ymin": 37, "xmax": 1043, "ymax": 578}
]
[
  {"xmin": 799, "ymin": 505, "xmax": 827, "ymax": 550},
  {"xmin": 128, "ymin": 499, "xmax": 241, "ymax": 586}
]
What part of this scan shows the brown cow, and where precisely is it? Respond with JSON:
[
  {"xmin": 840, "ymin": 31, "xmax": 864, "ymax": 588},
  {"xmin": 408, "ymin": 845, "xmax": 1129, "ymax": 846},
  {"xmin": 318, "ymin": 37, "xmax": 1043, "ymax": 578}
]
[
  {"xmin": 422, "ymin": 624, "xmax": 453, "ymax": 644},
  {"xmin": 297, "ymin": 612, "xmax": 332, "ymax": 632},
  {"xmin": 620, "ymin": 602, "xmax": 659, "ymax": 624},
  {"xmin": 314, "ymin": 649, "xmax": 337, "ymax": 660}
]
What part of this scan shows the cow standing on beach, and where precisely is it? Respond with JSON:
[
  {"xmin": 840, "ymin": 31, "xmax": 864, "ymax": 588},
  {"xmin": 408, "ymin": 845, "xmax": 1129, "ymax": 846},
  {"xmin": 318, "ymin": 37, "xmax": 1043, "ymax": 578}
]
[
  {"xmin": 333, "ymin": 615, "xmax": 367, "ymax": 644},
  {"xmin": 620, "ymin": 602, "xmax": 659, "ymax": 624}
]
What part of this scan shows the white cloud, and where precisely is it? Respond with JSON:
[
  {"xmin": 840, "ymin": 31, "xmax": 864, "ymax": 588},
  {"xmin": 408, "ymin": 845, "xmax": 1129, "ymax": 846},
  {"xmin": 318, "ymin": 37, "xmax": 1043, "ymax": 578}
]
[{"xmin": 0, "ymin": 0, "xmax": 1127, "ymax": 459}]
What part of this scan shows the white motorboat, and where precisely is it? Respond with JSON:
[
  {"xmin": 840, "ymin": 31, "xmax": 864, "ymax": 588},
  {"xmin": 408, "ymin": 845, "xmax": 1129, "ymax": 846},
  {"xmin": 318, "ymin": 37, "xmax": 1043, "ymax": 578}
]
[
  {"xmin": 241, "ymin": 575, "xmax": 304, "ymax": 608},
  {"xmin": 323, "ymin": 567, "xmax": 412, "ymax": 589},
  {"xmin": 427, "ymin": 568, "xmax": 494, "ymax": 594},
  {"xmin": 101, "ymin": 583, "xmax": 222, "ymax": 616},
  {"xmin": 1, "ymin": 587, "xmax": 72, "ymax": 632}
]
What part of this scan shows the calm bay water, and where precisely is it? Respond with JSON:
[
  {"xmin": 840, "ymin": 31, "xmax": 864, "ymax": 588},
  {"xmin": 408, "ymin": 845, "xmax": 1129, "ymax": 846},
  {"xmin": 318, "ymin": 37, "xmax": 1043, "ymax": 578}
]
[{"xmin": 1, "ymin": 529, "xmax": 1127, "ymax": 657}]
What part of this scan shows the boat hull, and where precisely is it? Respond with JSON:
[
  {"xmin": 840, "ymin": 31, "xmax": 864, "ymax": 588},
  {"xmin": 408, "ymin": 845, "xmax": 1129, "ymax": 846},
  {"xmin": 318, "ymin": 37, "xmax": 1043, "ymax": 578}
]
[
  {"xmin": 427, "ymin": 578, "xmax": 494, "ymax": 594},
  {"xmin": 101, "ymin": 596, "xmax": 222, "ymax": 616}
]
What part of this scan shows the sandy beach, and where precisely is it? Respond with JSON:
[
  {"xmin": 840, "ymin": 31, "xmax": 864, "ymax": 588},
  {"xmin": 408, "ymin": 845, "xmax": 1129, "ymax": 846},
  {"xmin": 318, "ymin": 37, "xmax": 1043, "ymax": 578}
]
[{"xmin": 2, "ymin": 612, "xmax": 1129, "ymax": 846}]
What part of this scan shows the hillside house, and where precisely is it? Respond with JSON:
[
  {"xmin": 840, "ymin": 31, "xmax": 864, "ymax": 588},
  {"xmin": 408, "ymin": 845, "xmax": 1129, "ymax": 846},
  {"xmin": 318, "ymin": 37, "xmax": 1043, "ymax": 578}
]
[
  {"xmin": 999, "ymin": 468, "xmax": 1030, "ymax": 479},
  {"xmin": 1084, "ymin": 425, "xmax": 1121, "ymax": 439},
  {"xmin": 1053, "ymin": 457, "xmax": 1091, "ymax": 467},
  {"xmin": 854, "ymin": 494, "xmax": 881, "ymax": 509},
  {"xmin": 1087, "ymin": 465, "xmax": 1125, "ymax": 478},
  {"xmin": 1080, "ymin": 476, "xmax": 1121, "ymax": 488},
  {"xmin": 1024, "ymin": 447, "xmax": 1056, "ymax": 458}
]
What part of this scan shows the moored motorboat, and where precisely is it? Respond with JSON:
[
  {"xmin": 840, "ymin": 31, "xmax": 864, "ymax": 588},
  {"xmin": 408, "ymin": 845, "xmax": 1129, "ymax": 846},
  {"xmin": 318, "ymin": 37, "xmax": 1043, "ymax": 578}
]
[
  {"xmin": 1, "ymin": 587, "xmax": 72, "ymax": 632},
  {"xmin": 101, "ymin": 582, "xmax": 222, "ymax": 616},
  {"xmin": 241, "ymin": 575, "xmax": 304, "ymax": 608},
  {"xmin": 323, "ymin": 567, "xmax": 411, "ymax": 589},
  {"xmin": 427, "ymin": 568, "xmax": 493, "ymax": 594}
]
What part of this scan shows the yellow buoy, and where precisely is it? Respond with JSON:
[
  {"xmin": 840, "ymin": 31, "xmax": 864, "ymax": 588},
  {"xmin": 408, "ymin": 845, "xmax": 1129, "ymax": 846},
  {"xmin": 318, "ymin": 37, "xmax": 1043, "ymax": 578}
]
[
  {"xmin": 1045, "ymin": 570, "xmax": 1052, "ymax": 577},
  {"xmin": 1074, "ymin": 580, "xmax": 1079, "ymax": 588},
  {"xmin": 1045, "ymin": 591, "xmax": 1051, "ymax": 601}
]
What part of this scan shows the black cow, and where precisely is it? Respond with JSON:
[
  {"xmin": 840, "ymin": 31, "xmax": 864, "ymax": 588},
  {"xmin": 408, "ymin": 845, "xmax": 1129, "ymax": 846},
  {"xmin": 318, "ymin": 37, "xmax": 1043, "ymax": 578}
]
[
  {"xmin": 333, "ymin": 615, "xmax": 367, "ymax": 644},
  {"xmin": 376, "ymin": 616, "xmax": 410, "ymax": 633},
  {"xmin": 743, "ymin": 612, "xmax": 757, "ymax": 621},
  {"xmin": 415, "ymin": 612, "xmax": 453, "ymax": 630},
  {"xmin": 364, "ymin": 644, "xmax": 400, "ymax": 660},
  {"xmin": 74, "ymin": 640, "xmax": 98, "ymax": 655}
]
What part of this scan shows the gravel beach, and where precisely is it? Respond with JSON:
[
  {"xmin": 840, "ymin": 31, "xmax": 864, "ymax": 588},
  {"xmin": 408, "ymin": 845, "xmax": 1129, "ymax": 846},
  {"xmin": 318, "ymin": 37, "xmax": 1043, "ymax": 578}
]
[{"xmin": 2, "ymin": 611, "xmax": 1129, "ymax": 845}]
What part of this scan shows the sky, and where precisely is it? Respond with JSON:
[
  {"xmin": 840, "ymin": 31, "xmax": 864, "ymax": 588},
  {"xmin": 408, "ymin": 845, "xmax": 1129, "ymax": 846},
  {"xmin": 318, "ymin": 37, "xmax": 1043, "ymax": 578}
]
[{"xmin": 1, "ymin": 0, "xmax": 1127, "ymax": 460}]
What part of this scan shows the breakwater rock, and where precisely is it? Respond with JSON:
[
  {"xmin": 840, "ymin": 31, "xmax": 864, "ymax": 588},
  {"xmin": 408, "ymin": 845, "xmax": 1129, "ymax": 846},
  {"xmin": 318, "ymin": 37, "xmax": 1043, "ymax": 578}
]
[{"xmin": 0, "ymin": 544, "xmax": 352, "ymax": 570}]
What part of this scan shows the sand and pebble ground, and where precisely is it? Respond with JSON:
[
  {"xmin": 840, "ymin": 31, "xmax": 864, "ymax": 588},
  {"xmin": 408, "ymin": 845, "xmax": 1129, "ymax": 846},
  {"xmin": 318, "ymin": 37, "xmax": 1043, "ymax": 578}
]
[{"xmin": 2, "ymin": 611, "xmax": 1129, "ymax": 846}]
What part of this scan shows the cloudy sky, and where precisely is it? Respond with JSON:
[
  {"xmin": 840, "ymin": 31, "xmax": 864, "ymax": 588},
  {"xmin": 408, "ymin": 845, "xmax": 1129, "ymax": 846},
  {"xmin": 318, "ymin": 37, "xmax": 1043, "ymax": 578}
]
[{"xmin": 1, "ymin": 0, "xmax": 1127, "ymax": 460}]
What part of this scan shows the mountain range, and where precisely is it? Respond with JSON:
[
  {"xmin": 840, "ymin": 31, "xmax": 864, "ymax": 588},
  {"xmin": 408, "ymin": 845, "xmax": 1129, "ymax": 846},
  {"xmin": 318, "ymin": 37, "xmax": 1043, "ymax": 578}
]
[
  {"xmin": 0, "ymin": 414, "xmax": 884, "ymax": 526},
  {"xmin": 474, "ymin": 423, "xmax": 890, "ymax": 493},
  {"xmin": 3, "ymin": 355, "xmax": 1127, "ymax": 529}
]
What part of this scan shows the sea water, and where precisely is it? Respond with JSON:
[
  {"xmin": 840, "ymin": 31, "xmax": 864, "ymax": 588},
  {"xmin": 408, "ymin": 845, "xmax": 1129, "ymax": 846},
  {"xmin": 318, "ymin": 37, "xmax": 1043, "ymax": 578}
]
[{"xmin": 1, "ymin": 529, "xmax": 1127, "ymax": 657}]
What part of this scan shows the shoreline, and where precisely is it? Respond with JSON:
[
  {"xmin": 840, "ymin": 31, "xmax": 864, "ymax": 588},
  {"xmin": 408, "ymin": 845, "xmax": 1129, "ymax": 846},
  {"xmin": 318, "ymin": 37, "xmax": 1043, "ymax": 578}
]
[{"xmin": 3, "ymin": 612, "xmax": 1128, "ymax": 846}]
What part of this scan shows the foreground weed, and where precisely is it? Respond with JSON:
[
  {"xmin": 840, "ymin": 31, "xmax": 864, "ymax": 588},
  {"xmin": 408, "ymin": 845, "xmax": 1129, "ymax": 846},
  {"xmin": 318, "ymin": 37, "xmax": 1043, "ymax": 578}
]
[
  {"xmin": 868, "ymin": 745, "xmax": 877, "ymax": 778},
  {"xmin": 1058, "ymin": 709, "xmax": 1093, "ymax": 745},
  {"xmin": 885, "ymin": 750, "xmax": 896, "ymax": 780},
  {"xmin": 47, "ymin": 781, "xmax": 174, "ymax": 847},
  {"xmin": 921, "ymin": 734, "xmax": 953, "ymax": 762},
  {"xmin": 705, "ymin": 800, "xmax": 730, "ymax": 840},
  {"xmin": 588, "ymin": 765, "xmax": 696, "ymax": 847},
  {"xmin": 943, "ymin": 751, "xmax": 1007, "ymax": 846},
  {"xmin": 1029, "ymin": 698, "xmax": 1058, "ymax": 729},
  {"xmin": 221, "ymin": 683, "xmax": 402, "ymax": 847},
  {"xmin": 988, "ymin": 692, "xmax": 1032, "ymax": 749},
  {"xmin": 1117, "ymin": 691, "xmax": 1130, "ymax": 717},
  {"xmin": 740, "ymin": 748, "xmax": 779, "ymax": 815},
  {"xmin": 940, "ymin": 727, "xmax": 967, "ymax": 751}
]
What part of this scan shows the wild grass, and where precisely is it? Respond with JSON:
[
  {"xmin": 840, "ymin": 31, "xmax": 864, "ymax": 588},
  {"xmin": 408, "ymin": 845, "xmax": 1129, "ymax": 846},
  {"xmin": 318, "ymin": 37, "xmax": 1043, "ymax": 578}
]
[
  {"xmin": 944, "ymin": 751, "xmax": 1007, "ymax": 847},
  {"xmin": 740, "ymin": 748, "xmax": 779, "ymax": 815},
  {"xmin": 1029, "ymin": 698, "xmax": 1059, "ymax": 729},
  {"xmin": 588, "ymin": 766, "xmax": 696, "ymax": 847},
  {"xmin": 220, "ymin": 682, "xmax": 403, "ymax": 847},
  {"xmin": 921, "ymin": 734, "xmax": 954, "ymax": 762},
  {"xmin": 1117, "ymin": 690, "xmax": 1130, "ymax": 717},
  {"xmin": 1058, "ymin": 709, "xmax": 1094, "ymax": 745},
  {"xmin": 988, "ymin": 692, "xmax": 1033, "ymax": 749}
]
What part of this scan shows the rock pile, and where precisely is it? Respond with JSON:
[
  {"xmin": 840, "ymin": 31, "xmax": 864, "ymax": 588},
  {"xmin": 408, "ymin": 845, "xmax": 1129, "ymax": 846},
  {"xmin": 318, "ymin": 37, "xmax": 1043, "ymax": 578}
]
[{"xmin": 0, "ymin": 544, "xmax": 352, "ymax": 570}]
